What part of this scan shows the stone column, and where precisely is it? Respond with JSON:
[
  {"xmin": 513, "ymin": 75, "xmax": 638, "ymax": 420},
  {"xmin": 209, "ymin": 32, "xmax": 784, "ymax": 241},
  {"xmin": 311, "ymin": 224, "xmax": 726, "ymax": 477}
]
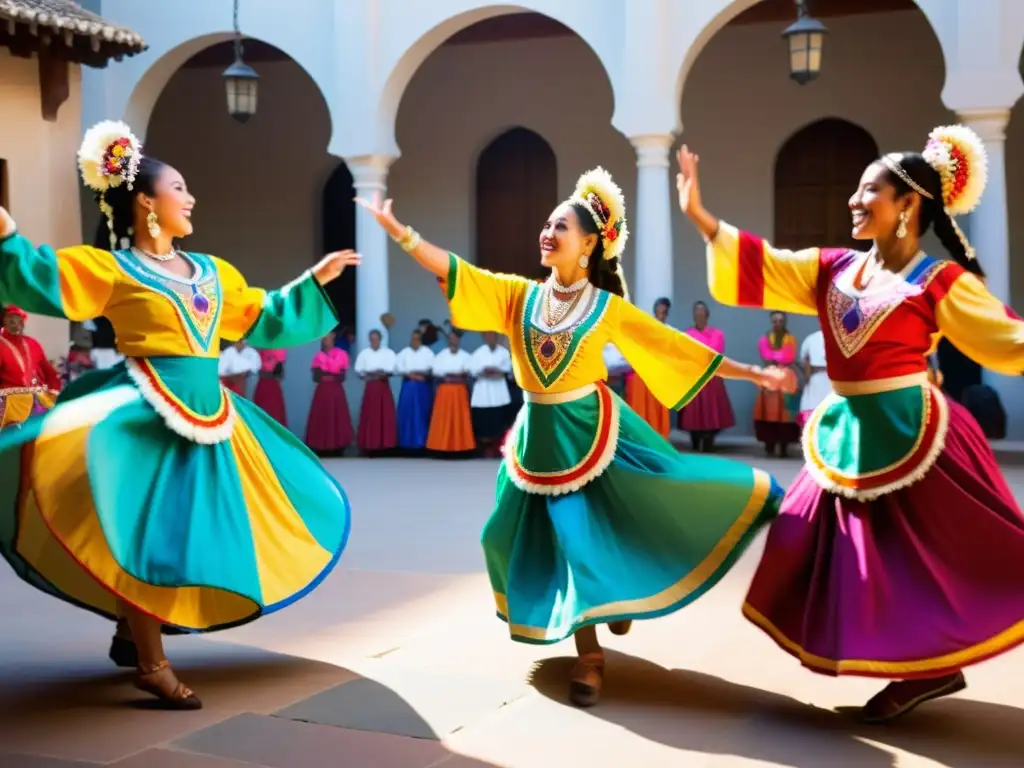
[
  {"xmin": 630, "ymin": 134, "xmax": 675, "ymax": 312},
  {"xmin": 346, "ymin": 154, "xmax": 395, "ymax": 348},
  {"xmin": 955, "ymin": 108, "xmax": 1021, "ymax": 436},
  {"xmin": 956, "ymin": 109, "xmax": 1011, "ymax": 303}
]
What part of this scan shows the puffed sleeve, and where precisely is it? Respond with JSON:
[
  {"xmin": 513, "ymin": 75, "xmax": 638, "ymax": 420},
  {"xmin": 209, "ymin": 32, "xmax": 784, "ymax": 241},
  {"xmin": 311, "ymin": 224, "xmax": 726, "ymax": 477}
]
[
  {"xmin": 0, "ymin": 232, "xmax": 116, "ymax": 320},
  {"xmin": 934, "ymin": 270, "xmax": 1024, "ymax": 375},
  {"xmin": 706, "ymin": 222, "xmax": 820, "ymax": 316},
  {"xmin": 612, "ymin": 296, "xmax": 723, "ymax": 409},
  {"xmin": 439, "ymin": 253, "xmax": 530, "ymax": 335},
  {"xmin": 214, "ymin": 258, "xmax": 338, "ymax": 348}
]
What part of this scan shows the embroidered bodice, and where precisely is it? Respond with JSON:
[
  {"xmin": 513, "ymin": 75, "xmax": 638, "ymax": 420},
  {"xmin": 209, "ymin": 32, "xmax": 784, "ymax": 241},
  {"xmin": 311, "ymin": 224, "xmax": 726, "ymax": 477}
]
[
  {"xmin": 440, "ymin": 254, "xmax": 722, "ymax": 409},
  {"xmin": 707, "ymin": 221, "xmax": 1024, "ymax": 500}
]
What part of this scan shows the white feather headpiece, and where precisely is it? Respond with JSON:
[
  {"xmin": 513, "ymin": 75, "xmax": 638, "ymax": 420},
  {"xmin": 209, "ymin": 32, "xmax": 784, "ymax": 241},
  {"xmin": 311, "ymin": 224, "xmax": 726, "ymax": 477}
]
[
  {"xmin": 566, "ymin": 167, "xmax": 629, "ymax": 261},
  {"xmin": 922, "ymin": 124, "xmax": 988, "ymax": 217},
  {"xmin": 77, "ymin": 120, "xmax": 142, "ymax": 193}
]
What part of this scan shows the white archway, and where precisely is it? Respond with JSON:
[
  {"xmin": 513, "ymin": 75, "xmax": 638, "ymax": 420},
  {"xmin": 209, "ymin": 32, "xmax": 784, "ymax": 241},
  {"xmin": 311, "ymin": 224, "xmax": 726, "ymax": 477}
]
[
  {"xmin": 673, "ymin": 0, "xmax": 951, "ymax": 130},
  {"xmin": 373, "ymin": 2, "xmax": 621, "ymax": 159}
]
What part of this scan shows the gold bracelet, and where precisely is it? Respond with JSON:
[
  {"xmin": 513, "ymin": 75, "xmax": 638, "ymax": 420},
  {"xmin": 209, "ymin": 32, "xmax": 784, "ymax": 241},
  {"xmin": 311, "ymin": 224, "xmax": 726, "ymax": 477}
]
[{"xmin": 398, "ymin": 226, "xmax": 422, "ymax": 253}]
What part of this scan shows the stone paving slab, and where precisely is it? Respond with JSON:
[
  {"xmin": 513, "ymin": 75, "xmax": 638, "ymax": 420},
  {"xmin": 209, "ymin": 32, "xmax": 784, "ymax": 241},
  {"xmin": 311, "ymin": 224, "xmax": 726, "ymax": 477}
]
[
  {"xmin": 172, "ymin": 713, "xmax": 455, "ymax": 768},
  {"xmin": 0, "ymin": 757, "xmax": 99, "ymax": 768},
  {"xmin": 274, "ymin": 661, "xmax": 531, "ymax": 739},
  {"xmin": 112, "ymin": 749, "xmax": 262, "ymax": 767}
]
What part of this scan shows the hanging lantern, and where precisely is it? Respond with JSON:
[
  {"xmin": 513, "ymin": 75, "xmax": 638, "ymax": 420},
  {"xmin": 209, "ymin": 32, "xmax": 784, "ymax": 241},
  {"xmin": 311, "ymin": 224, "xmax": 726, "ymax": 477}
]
[
  {"xmin": 782, "ymin": 0, "xmax": 827, "ymax": 85},
  {"xmin": 222, "ymin": 0, "xmax": 259, "ymax": 122},
  {"xmin": 223, "ymin": 54, "xmax": 259, "ymax": 122}
]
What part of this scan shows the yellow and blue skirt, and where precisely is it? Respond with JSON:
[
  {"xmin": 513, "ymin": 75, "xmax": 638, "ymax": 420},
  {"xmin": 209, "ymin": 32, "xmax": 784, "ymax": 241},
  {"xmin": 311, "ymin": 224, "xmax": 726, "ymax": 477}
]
[{"xmin": 0, "ymin": 356, "xmax": 350, "ymax": 632}]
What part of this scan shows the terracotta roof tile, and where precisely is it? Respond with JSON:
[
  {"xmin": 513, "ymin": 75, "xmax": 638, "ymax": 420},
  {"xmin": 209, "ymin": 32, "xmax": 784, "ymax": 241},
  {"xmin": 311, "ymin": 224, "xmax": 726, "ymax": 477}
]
[{"xmin": 0, "ymin": 0, "xmax": 146, "ymax": 57}]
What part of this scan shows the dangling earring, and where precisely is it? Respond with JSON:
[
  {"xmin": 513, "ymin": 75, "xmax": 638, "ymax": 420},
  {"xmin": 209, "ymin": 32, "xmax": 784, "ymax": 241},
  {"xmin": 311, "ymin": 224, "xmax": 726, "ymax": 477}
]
[
  {"xmin": 578, "ymin": 253, "xmax": 590, "ymax": 270},
  {"xmin": 147, "ymin": 210, "xmax": 161, "ymax": 238},
  {"xmin": 896, "ymin": 210, "xmax": 908, "ymax": 239}
]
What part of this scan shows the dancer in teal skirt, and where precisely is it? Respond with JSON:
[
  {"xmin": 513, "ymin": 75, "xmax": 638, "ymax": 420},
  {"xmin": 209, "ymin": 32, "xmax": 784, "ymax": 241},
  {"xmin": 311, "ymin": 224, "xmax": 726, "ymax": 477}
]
[
  {"xmin": 358, "ymin": 167, "xmax": 788, "ymax": 706},
  {"xmin": 0, "ymin": 121, "xmax": 356, "ymax": 709}
]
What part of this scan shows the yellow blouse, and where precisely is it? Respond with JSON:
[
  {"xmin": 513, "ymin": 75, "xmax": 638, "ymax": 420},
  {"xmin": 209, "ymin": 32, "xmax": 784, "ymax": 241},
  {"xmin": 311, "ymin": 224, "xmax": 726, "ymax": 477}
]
[
  {"xmin": 441, "ymin": 254, "xmax": 722, "ymax": 408},
  {"xmin": 0, "ymin": 235, "xmax": 336, "ymax": 358}
]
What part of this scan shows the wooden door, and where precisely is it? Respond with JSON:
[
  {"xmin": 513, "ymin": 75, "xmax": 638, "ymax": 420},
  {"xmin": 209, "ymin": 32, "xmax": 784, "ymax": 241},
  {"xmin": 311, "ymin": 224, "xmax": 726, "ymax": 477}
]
[
  {"xmin": 476, "ymin": 128, "xmax": 557, "ymax": 277},
  {"xmin": 774, "ymin": 118, "xmax": 878, "ymax": 250}
]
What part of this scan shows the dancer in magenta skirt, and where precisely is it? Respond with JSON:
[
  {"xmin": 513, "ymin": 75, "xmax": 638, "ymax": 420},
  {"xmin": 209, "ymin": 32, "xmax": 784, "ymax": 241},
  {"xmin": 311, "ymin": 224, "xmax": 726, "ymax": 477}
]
[
  {"xmin": 678, "ymin": 301, "xmax": 735, "ymax": 452},
  {"xmin": 679, "ymin": 125, "xmax": 1024, "ymax": 723},
  {"xmin": 253, "ymin": 348, "xmax": 288, "ymax": 426},
  {"xmin": 305, "ymin": 330, "xmax": 354, "ymax": 456}
]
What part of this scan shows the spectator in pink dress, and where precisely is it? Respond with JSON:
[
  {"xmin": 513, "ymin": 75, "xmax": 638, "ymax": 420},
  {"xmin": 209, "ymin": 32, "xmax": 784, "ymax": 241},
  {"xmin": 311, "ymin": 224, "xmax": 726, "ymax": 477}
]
[
  {"xmin": 305, "ymin": 330, "xmax": 354, "ymax": 456},
  {"xmin": 678, "ymin": 301, "xmax": 736, "ymax": 452}
]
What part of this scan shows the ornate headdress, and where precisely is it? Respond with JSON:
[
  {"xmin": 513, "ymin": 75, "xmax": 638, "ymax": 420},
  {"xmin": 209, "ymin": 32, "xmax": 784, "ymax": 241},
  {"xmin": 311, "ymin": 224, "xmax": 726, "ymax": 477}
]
[
  {"xmin": 881, "ymin": 124, "xmax": 987, "ymax": 260},
  {"xmin": 565, "ymin": 167, "xmax": 629, "ymax": 262},
  {"xmin": 77, "ymin": 120, "xmax": 144, "ymax": 249}
]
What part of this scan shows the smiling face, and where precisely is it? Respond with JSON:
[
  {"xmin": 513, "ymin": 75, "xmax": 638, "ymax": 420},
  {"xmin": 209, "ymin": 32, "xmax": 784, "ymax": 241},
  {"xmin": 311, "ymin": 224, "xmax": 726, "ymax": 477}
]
[
  {"xmin": 138, "ymin": 164, "xmax": 195, "ymax": 239},
  {"xmin": 849, "ymin": 160, "xmax": 912, "ymax": 242},
  {"xmin": 538, "ymin": 202, "xmax": 598, "ymax": 271}
]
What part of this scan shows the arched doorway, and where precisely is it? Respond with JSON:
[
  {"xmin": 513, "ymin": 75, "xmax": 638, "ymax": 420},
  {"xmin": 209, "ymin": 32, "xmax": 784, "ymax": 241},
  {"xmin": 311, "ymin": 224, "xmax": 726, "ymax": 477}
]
[
  {"xmin": 475, "ymin": 128, "xmax": 557, "ymax": 276},
  {"xmin": 322, "ymin": 163, "xmax": 356, "ymax": 331},
  {"xmin": 773, "ymin": 118, "xmax": 878, "ymax": 250}
]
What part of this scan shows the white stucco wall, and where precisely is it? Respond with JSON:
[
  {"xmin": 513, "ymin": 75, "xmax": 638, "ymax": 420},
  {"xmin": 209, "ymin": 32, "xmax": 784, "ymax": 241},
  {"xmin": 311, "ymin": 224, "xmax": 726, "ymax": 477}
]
[{"xmin": 0, "ymin": 48, "xmax": 79, "ymax": 358}]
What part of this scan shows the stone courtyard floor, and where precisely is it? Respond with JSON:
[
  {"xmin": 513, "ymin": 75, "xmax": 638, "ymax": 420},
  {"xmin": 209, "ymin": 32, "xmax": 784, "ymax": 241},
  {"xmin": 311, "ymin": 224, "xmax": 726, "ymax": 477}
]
[{"xmin": 2, "ymin": 454, "xmax": 1023, "ymax": 767}]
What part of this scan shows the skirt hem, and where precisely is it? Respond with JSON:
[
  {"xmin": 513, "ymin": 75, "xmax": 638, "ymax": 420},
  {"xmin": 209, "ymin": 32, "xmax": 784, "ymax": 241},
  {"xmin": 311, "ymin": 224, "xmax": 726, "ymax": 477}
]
[
  {"xmin": 494, "ymin": 492, "xmax": 777, "ymax": 645},
  {"xmin": 742, "ymin": 601, "xmax": 1024, "ymax": 680}
]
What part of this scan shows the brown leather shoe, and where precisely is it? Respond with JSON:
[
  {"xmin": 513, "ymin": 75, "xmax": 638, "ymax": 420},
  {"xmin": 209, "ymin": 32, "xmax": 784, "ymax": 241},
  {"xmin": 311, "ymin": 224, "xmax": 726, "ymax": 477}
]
[
  {"xmin": 569, "ymin": 651, "xmax": 605, "ymax": 708},
  {"xmin": 859, "ymin": 672, "xmax": 966, "ymax": 724}
]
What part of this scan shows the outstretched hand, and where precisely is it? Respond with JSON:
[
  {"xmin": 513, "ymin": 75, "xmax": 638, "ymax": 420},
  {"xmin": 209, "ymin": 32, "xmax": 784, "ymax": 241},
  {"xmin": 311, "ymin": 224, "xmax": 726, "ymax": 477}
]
[
  {"xmin": 676, "ymin": 145, "xmax": 702, "ymax": 216},
  {"xmin": 755, "ymin": 365, "xmax": 797, "ymax": 394},
  {"xmin": 313, "ymin": 249, "xmax": 361, "ymax": 286},
  {"xmin": 354, "ymin": 192, "xmax": 404, "ymax": 240}
]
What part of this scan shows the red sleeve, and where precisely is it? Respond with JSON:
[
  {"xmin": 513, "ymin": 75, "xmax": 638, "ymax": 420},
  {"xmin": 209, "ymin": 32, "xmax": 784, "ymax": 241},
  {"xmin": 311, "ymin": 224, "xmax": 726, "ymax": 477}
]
[{"xmin": 30, "ymin": 338, "xmax": 61, "ymax": 391}]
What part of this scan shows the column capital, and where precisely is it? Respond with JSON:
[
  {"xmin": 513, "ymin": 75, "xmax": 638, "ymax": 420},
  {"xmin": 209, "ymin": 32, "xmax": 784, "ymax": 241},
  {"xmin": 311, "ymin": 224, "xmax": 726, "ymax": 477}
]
[
  {"xmin": 344, "ymin": 154, "xmax": 397, "ymax": 190},
  {"xmin": 629, "ymin": 134, "xmax": 675, "ymax": 168},
  {"xmin": 955, "ymin": 108, "xmax": 1012, "ymax": 144}
]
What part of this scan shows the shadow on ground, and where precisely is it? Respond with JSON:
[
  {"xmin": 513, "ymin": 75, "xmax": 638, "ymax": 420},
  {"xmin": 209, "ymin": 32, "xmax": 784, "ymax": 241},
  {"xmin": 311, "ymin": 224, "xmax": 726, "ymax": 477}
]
[
  {"xmin": 529, "ymin": 652, "xmax": 1024, "ymax": 768},
  {"xmin": 0, "ymin": 643, "xmax": 500, "ymax": 768}
]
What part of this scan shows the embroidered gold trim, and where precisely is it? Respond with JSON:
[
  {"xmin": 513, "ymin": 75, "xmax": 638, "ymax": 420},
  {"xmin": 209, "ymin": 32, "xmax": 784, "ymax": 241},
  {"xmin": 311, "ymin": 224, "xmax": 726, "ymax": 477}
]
[
  {"xmin": 830, "ymin": 372, "xmax": 929, "ymax": 396},
  {"xmin": 522, "ymin": 384, "xmax": 597, "ymax": 404}
]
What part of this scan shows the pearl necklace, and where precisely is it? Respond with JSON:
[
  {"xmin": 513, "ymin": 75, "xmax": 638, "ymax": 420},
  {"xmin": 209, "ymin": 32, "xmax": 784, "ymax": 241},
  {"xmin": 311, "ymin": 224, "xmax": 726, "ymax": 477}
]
[
  {"xmin": 545, "ymin": 279, "xmax": 587, "ymax": 328},
  {"xmin": 552, "ymin": 275, "xmax": 590, "ymax": 294},
  {"xmin": 132, "ymin": 245, "xmax": 177, "ymax": 262}
]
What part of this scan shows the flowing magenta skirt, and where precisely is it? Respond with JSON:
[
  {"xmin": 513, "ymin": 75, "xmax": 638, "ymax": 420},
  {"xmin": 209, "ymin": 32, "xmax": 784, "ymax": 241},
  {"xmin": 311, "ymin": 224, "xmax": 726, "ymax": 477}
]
[
  {"xmin": 744, "ymin": 398, "xmax": 1024, "ymax": 679},
  {"xmin": 305, "ymin": 376, "xmax": 353, "ymax": 452},
  {"xmin": 253, "ymin": 376, "xmax": 287, "ymax": 427},
  {"xmin": 357, "ymin": 379, "xmax": 397, "ymax": 452},
  {"xmin": 678, "ymin": 377, "xmax": 735, "ymax": 432}
]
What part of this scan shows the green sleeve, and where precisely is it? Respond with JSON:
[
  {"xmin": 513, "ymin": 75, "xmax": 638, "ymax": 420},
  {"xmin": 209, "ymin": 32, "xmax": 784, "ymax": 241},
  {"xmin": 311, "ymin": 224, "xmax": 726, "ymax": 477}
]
[
  {"xmin": 243, "ymin": 271, "xmax": 339, "ymax": 349},
  {"xmin": 0, "ymin": 233, "xmax": 70, "ymax": 317}
]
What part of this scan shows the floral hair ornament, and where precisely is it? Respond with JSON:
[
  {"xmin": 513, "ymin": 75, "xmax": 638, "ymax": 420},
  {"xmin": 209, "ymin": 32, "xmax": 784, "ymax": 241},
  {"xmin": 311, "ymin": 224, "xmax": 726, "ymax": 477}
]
[
  {"xmin": 566, "ymin": 166, "xmax": 629, "ymax": 261},
  {"xmin": 77, "ymin": 120, "xmax": 143, "ymax": 249}
]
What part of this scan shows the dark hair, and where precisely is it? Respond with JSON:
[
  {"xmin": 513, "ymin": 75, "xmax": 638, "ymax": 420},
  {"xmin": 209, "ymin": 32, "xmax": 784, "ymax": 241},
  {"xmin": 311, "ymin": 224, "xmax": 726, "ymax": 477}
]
[
  {"xmin": 879, "ymin": 154, "xmax": 984, "ymax": 278},
  {"xmin": 368, "ymin": 328, "xmax": 382, "ymax": 339},
  {"xmin": 654, "ymin": 297, "xmax": 671, "ymax": 312},
  {"xmin": 569, "ymin": 202, "xmax": 626, "ymax": 298},
  {"xmin": 693, "ymin": 300, "xmax": 709, "ymax": 316},
  {"xmin": 91, "ymin": 156, "xmax": 168, "ymax": 250}
]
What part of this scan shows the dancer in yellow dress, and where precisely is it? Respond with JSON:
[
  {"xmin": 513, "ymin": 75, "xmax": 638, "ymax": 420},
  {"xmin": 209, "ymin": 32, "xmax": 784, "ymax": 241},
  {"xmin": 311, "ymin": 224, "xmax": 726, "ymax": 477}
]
[
  {"xmin": 0, "ymin": 121, "xmax": 357, "ymax": 709},
  {"xmin": 357, "ymin": 168, "xmax": 789, "ymax": 706}
]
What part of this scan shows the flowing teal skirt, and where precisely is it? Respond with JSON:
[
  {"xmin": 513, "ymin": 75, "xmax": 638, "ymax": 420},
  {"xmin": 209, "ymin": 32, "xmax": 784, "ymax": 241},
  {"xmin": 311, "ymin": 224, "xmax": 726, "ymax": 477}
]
[
  {"xmin": 484, "ymin": 383, "xmax": 782, "ymax": 644},
  {"xmin": 0, "ymin": 356, "xmax": 351, "ymax": 632}
]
